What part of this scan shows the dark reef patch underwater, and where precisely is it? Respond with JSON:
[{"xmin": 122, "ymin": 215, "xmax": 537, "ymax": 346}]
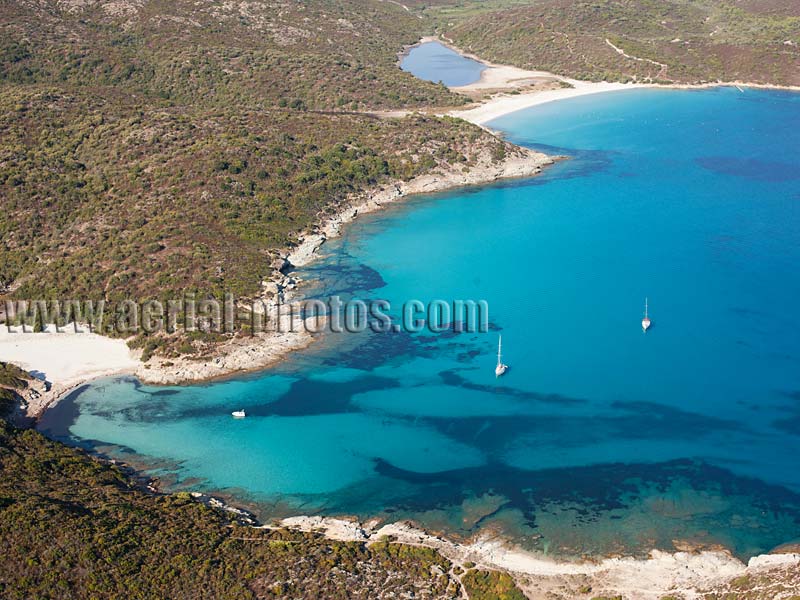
[{"xmin": 39, "ymin": 88, "xmax": 800, "ymax": 560}]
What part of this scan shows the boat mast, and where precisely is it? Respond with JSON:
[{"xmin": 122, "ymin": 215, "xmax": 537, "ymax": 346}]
[{"xmin": 497, "ymin": 335, "xmax": 502, "ymax": 366}]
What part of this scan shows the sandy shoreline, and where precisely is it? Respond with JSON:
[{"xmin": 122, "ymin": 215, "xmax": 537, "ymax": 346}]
[
  {"xmin": 0, "ymin": 325, "xmax": 140, "ymax": 421},
  {"xmin": 8, "ymin": 40, "xmax": 799, "ymax": 410},
  {"xmin": 421, "ymin": 35, "xmax": 800, "ymax": 126},
  {"xmin": 4, "ymin": 38, "xmax": 800, "ymax": 596},
  {"xmin": 452, "ymin": 76, "xmax": 800, "ymax": 127},
  {"xmin": 451, "ymin": 79, "xmax": 649, "ymax": 125},
  {"xmin": 0, "ymin": 145, "xmax": 552, "ymax": 417},
  {"xmin": 417, "ymin": 34, "xmax": 654, "ymax": 124}
]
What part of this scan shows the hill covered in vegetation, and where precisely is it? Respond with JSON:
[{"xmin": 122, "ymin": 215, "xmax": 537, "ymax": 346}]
[
  {"xmin": 0, "ymin": 418, "xmax": 534, "ymax": 599},
  {"xmin": 2, "ymin": 415, "xmax": 798, "ymax": 599},
  {"xmin": 0, "ymin": 363, "xmax": 33, "ymax": 417},
  {"xmin": 2, "ymin": 2, "xmax": 800, "ymax": 598},
  {"xmin": 436, "ymin": 0, "xmax": 800, "ymax": 84},
  {"xmin": 1, "ymin": 89, "xmax": 500, "ymax": 302},
  {"xmin": 1, "ymin": 0, "xmax": 463, "ymax": 110},
  {"xmin": 3, "ymin": 0, "xmax": 798, "ymax": 358},
  {"xmin": 0, "ymin": 0, "xmax": 529, "ymax": 360}
]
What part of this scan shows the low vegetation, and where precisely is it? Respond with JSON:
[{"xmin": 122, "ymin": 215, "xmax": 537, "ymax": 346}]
[
  {"xmin": 700, "ymin": 568, "xmax": 800, "ymax": 599},
  {"xmin": 0, "ymin": 88, "xmax": 499, "ymax": 304},
  {"xmin": 1, "ymin": 0, "xmax": 464, "ymax": 111},
  {"xmin": 3, "ymin": 0, "xmax": 798, "ymax": 361},
  {"xmin": 0, "ymin": 362, "xmax": 31, "ymax": 416},
  {"xmin": 436, "ymin": 0, "xmax": 800, "ymax": 85},
  {"xmin": 0, "ymin": 0, "xmax": 523, "ymax": 359},
  {"xmin": 0, "ymin": 419, "xmax": 465, "ymax": 598},
  {"xmin": 462, "ymin": 568, "xmax": 528, "ymax": 600},
  {"xmin": 2, "ymin": 1, "xmax": 800, "ymax": 597},
  {"xmin": 2, "ymin": 413, "xmax": 798, "ymax": 598}
]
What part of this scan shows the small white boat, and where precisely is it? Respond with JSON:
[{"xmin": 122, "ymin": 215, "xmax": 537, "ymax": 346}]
[
  {"xmin": 642, "ymin": 297, "xmax": 651, "ymax": 332},
  {"xmin": 495, "ymin": 335, "xmax": 508, "ymax": 377},
  {"xmin": 231, "ymin": 410, "xmax": 246, "ymax": 418}
]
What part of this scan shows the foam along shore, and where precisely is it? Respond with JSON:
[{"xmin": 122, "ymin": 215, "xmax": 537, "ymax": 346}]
[
  {"xmin": 275, "ymin": 515, "xmax": 800, "ymax": 599},
  {"xmin": 0, "ymin": 324, "xmax": 140, "ymax": 419}
]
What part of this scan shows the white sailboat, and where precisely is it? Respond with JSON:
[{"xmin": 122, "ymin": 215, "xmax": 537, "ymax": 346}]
[
  {"xmin": 642, "ymin": 297, "xmax": 651, "ymax": 332},
  {"xmin": 231, "ymin": 409, "xmax": 246, "ymax": 418},
  {"xmin": 495, "ymin": 335, "xmax": 508, "ymax": 377}
]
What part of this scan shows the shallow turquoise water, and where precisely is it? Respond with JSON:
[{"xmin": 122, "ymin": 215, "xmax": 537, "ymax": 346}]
[
  {"xmin": 40, "ymin": 88, "xmax": 800, "ymax": 559},
  {"xmin": 400, "ymin": 41, "xmax": 486, "ymax": 87}
]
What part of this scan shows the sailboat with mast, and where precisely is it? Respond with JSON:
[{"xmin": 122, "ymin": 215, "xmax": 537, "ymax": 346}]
[
  {"xmin": 642, "ymin": 297, "xmax": 651, "ymax": 332},
  {"xmin": 495, "ymin": 335, "xmax": 508, "ymax": 377}
]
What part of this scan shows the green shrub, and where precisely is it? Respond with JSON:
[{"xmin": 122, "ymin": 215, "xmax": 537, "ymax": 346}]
[{"xmin": 461, "ymin": 569, "xmax": 526, "ymax": 600}]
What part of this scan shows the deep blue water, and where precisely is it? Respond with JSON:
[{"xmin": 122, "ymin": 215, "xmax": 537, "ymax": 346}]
[
  {"xmin": 39, "ymin": 88, "xmax": 800, "ymax": 559},
  {"xmin": 400, "ymin": 41, "xmax": 486, "ymax": 87}
]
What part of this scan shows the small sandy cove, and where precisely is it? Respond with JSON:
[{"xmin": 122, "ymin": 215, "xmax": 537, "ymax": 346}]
[
  {"xmin": 0, "ymin": 148, "xmax": 551, "ymax": 417},
  {"xmin": 436, "ymin": 36, "xmax": 799, "ymax": 126},
  {"xmin": 0, "ymin": 325, "xmax": 137, "ymax": 383},
  {"xmin": 5, "ymin": 39, "xmax": 799, "ymax": 596},
  {"xmin": 0, "ymin": 325, "xmax": 140, "ymax": 417}
]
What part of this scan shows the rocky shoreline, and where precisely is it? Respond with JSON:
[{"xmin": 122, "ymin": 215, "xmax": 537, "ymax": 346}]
[
  {"xmin": 6, "ymin": 38, "xmax": 800, "ymax": 418},
  {"xmin": 287, "ymin": 145, "xmax": 555, "ymax": 269},
  {"xmin": 260, "ymin": 514, "xmax": 800, "ymax": 600},
  {"xmin": 32, "ymin": 440, "xmax": 799, "ymax": 600},
  {"xmin": 135, "ymin": 144, "xmax": 552, "ymax": 387},
  {"xmin": 1, "ymin": 142, "xmax": 553, "ymax": 419}
]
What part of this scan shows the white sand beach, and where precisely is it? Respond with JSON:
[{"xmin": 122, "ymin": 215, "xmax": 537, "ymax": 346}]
[
  {"xmin": 452, "ymin": 63, "xmax": 557, "ymax": 92},
  {"xmin": 436, "ymin": 36, "xmax": 798, "ymax": 126},
  {"xmin": 0, "ymin": 146, "xmax": 552, "ymax": 416},
  {"xmin": 0, "ymin": 325, "xmax": 140, "ymax": 417},
  {"xmin": 0, "ymin": 325, "xmax": 138, "ymax": 385},
  {"xmin": 451, "ymin": 79, "xmax": 649, "ymax": 125},
  {"xmin": 450, "ymin": 74, "xmax": 800, "ymax": 127},
  {"xmin": 411, "ymin": 35, "xmax": 653, "ymax": 125}
]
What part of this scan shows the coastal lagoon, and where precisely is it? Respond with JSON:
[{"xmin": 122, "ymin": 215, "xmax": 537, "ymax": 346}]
[
  {"xmin": 40, "ymin": 88, "xmax": 800, "ymax": 559},
  {"xmin": 400, "ymin": 41, "xmax": 486, "ymax": 87}
]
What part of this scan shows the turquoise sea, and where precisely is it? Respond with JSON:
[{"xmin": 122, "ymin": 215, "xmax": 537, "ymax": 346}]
[{"xmin": 40, "ymin": 87, "xmax": 800, "ymax": 559}]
